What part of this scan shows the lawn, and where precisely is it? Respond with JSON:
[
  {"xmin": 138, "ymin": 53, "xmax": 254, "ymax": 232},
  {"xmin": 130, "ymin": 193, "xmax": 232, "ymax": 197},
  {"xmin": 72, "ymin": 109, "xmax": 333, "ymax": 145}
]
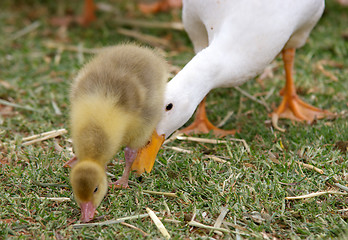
[{"xmin": 0, "ymin": 0, "xmax": 347, "ymax": 239}]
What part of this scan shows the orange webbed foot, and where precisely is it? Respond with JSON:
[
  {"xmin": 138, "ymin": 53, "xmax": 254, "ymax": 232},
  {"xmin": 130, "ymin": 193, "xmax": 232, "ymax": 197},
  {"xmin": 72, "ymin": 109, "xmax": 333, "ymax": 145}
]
[
  {"xmin": 180, "ymin": 117, "xmax": 237, "ymax": 138},
  {"xmin": 179, "ymin": 97, "xmax": 237, "ymax": 138},
  {"xmin": 271, "ymin": 94, "xmax": 332, "ymax": 132},
  {"xmin": 271, "ymin": 48, "xmax": 333, "ymax": 132}
]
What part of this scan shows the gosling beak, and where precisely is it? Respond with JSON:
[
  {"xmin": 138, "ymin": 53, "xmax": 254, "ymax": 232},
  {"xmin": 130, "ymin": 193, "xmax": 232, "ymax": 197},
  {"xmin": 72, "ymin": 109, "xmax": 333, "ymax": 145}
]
[
  {"xmin": 131, "ymin": 130, "xmax": 165, "ymax": 175},
  {"xmin": 80, "ymin": 201, "xmax": 96, "ymax": 223}
]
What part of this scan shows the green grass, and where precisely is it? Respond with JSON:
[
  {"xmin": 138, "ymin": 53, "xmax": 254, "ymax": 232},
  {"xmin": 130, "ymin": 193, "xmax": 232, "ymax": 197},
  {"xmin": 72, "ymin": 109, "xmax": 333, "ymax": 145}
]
[{"xmin": 1, "ymin": 0, "xmax": 347, "ymax": 239}]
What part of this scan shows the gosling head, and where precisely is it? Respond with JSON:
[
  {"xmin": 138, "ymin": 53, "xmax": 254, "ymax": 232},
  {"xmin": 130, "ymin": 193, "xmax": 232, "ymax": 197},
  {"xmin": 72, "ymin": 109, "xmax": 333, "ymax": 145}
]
[{"xmin": 70, "ymin": 161, "xmax": 108, "ymax": 222}]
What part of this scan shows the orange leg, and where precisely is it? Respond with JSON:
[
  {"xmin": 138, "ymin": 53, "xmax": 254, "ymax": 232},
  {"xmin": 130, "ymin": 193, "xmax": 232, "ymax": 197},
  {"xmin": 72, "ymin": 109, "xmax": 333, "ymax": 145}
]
[
  {"xmin": 179, "ymin": 97, "xmax": 237, "ymax": 137},
  {"xmin": 272, "ymin": 48, "xmax": 332, "ymax": 131}
]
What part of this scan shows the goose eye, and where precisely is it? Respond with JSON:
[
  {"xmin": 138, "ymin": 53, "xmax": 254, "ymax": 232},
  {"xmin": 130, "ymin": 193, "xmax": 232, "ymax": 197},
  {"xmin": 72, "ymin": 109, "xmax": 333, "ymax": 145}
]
[
  {"xmin": 165, "ymin": 103, "xmax": 173, "ymax": 111},
  {"xmin": 93, "ymin": 187, "xmax": 98, "ymax": 193}
]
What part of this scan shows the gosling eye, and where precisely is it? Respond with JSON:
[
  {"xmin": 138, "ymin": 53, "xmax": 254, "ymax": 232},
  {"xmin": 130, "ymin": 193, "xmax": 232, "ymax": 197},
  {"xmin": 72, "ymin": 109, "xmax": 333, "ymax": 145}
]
[
  {"xmin": 93, "ymin": 187, "xmax": 98, "ymax": 193},
  {"xmin": 165, "ymin": 103, "xmax": 173, "ymax": 111}
]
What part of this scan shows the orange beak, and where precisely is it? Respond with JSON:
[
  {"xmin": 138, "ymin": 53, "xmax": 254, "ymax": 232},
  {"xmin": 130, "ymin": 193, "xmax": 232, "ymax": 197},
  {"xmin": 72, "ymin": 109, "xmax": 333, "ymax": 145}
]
[{"xmin": 131, "ymin": 130, "xmax": 165, "ymax": 176}]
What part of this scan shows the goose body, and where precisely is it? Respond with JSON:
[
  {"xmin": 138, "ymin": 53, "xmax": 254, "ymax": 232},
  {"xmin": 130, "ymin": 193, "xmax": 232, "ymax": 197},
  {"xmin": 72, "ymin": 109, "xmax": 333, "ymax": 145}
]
[
  {"xmin": 69, "ymin": 44, "xmax": 167, "ymax": 222},
  {"xmin": 158, "ymin": 0, "xmax": 325, "ymax": 137},
  {"xmin": 135, "ymin": 0, "xmax": 330, "ymax": 172}
]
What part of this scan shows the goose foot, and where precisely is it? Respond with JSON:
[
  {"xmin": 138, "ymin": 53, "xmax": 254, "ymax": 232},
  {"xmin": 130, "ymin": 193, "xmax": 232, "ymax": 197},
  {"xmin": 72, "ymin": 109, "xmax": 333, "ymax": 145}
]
[
  {"xmin": 271, "ymin": 48, "xmax": 333, "ymax": 132},
  {"xmin": 180, "ymin": 97, "xmax": 237, "ymax": 138}
]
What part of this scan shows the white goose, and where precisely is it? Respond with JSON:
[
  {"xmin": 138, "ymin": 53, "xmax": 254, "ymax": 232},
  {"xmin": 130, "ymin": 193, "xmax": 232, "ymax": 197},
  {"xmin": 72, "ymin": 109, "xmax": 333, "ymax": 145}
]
[{"xmin": 131, "ymin": 0, "xmax": 331, "ymax": 174}]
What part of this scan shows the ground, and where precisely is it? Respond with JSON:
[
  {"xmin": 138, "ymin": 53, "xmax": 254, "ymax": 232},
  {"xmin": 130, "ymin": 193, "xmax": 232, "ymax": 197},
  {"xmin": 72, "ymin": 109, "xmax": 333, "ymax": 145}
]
[{"xmin": 0, "ymin": 0, "xmax": 347, "ymax": 239}]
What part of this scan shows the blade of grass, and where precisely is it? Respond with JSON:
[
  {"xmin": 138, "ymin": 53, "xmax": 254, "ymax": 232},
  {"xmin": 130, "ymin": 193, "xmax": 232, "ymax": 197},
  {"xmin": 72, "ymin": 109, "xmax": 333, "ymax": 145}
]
[
  {"xmin": 285, "ymin": 191, "xmax": 348, "ymax": 200},
  {"xmin": 72, "ymin": 213, "xmax": 154, "ymax": 228},
  {"xmin": 146, "ymin": 207, "xmax": 171, "ymax": 239},
  {"xmin": 0, "ymin": 99, "xmax": 40, "ymax": 112}
]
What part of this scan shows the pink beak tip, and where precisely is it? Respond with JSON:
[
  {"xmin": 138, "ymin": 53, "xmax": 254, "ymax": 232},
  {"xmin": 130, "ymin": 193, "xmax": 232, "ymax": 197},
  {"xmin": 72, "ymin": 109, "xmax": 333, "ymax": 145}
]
[{"xmin": 80, "ymin": 201, "xmax": 96, "ymax": 223}]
